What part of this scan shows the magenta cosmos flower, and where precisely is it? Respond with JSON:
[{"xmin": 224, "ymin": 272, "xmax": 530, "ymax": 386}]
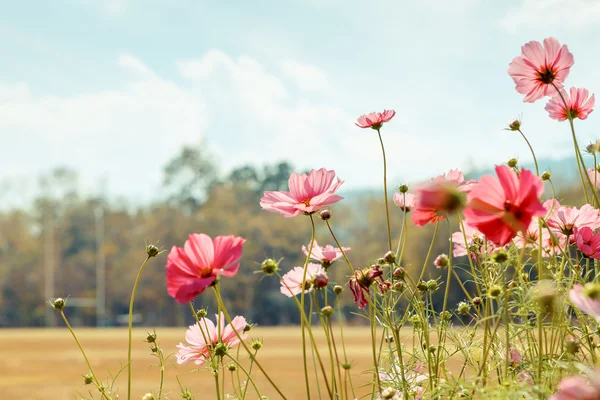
[
  {"xmin": 355, "ymin": 109, "xmax": 396, "ymax": 129},
  {"xmin": 166, "ymin": 233, "xmax": 246, "ymax": 304},
  {"xmin": 260, "ymin": 168, "xmax": 344, "ymax": 218},
  {"xmin": 464, "ymin": 166, "xmax": 545, "ymax": 246},
  {"xmin": 302, "ymin": 240, "xmax": 350, "ymax": 268},
  {"xmin": 545, "ymin": 87, "xmax": 595, "ymax": 121},
  {"xmin": 508, "ymin": 37, "xmax": 574, "ymax": 103},
  {"xmin": 574, "ymin": 227, "xmax": 600, "ymax": 260},
  {"xmin": 280, "ymin": 263, "xmax": 327, "ymax": 297},
  {"xmin": 176, "ymin": 313, "xmax": 248, "ymax": 365}
]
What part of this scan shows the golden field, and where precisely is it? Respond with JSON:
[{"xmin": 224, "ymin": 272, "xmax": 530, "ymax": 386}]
[{"xmin": 0, "ymin": 326, "xmax": 380, "ymax": 400}]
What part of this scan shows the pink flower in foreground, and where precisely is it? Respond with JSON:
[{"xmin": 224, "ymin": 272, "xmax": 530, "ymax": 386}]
[
  {"xmin": 393, "ymin": 192, "xmax": 415, "ymax": 212},
  {"xmin": 545, "ymin": 87, "xmax": 595, "ymax": 121},
  {"xmin": 355, "ymin": 109, "xmax": 396, "ymax": 129},
  {"xmin": 260, "ymin": 168, "xmax": 344, "ymax": 218},
  {"xmin": 412, "ymin": 169, "xmax": 475, "ymax": 227},
  {"xmin": 280, "ymin": 263, "xmax": 327, "ymax": 297},
  {"xmin": 464, "ymin": 166, "xmax": 545, "ymax": 246},
  {"xmin": 349, "ymin": 265, "xmax": 388, "ymax": 308},
  {"xmin": 574, "ymin": 227, "xmax": 600, "ymax": 259},
  {"xmin": 508, "ymin": 37, "xmax": 574, "ymax": 103},
  {"xmin": 166, "ymin": 234, "xmax": 246, "ymax": 304},
  {"xmin": 176, "ymin": 313, "xmax": 247, "ymax": 365},
  {"xmin": 302, "ymin": 240, "xmax": 350, "ymax": 268},
  {"xmin": 550, "ymin": 371, "xmax": 600, "ymax": 400},
  {"xmin": 570, "ymin": 283, "xmax": 600, "ymax": 319}
]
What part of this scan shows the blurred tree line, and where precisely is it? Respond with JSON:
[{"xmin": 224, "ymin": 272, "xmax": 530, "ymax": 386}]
[{"xmin": 0, "ymin": 144, "xmax": 583, "ymax": 328}]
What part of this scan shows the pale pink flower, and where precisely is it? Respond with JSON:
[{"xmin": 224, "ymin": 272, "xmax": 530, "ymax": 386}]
[
  {"xmin": 515, "ymin": 218, "xmax": 563, "ymax": 255},
  {"xmin": 587, "ymin": 168, "xmax": 600, "ymax": 189},
  {"xmin": 176, "ymin": 313, "xmax": 247, "ymax": 366},
  {"xmin": 464, "ymin": 166, "xmax": 545, "ymax": 246},
  {"xmin": 574, "ymin": 227, "xmax": 600, "ymax": 260},
  {"xmin": 452, "ymin": 223, "xmax": 496, "ymax": 258},
  {"xmin": 546, "ymin": 87, "xmax": 595, "ymax": 121},
  {"xmin": 412, "ymin": 169, "xmax": 475, "ymax": 227},
  {"xmin": 260, "ymin": 168, "xmax": 344, "ymax": 218},
  {"xmin": 393, "ymin": 192, "xmax": 415, "ymax": 212},
  {"xmin": 550, "ymin": 372, "xmax": 600, "ymax": 400},
  {"xmin": 508, "ymin": 37, "xmax": 574, "ymax": 103},
  {"xmin": 166, "ymin": 234, "xmax": 246, "ymax": 304},
  {"xmin": 355, "ymin": 109, "xmax": 396, "ymax": 129},
  {"xmin": 280, "ymin": 263, "xmax": 327, "ymax": 297},
  {"xmin": 570, "ymin": 283, "xmax": 600, "ymax": 318},
  {"xmin": 547, "ymin": 204, "xmax": 600, "ymax": 238},
  {"xmin": 302, "ymin": 240, "xmax": 350, "ymax": 267}
]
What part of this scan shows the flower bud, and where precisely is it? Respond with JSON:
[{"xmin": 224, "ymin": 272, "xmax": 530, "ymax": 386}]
[
  {"xmin": 227, "ymin": 363, "xmax": 237, "ymax": 372},
  {"xmin": 333, "ymin": 285, "xmax": 343, "ymax": 295},
  {"xmin": 214, "ymin": 342, "xmax": 229, "ymax": 357},
  {"xmin": 417, "ymin": 281, "xmax": 428, "ymax": 292},
  {"xmin": 565, "ymin": 337, "xmax": 581, "ymax": 354},
  {"xmin": 472, "ymin": 297, "xmax": 482, "ymax": 306},
  {"xmin": 507, "ymin": 158, "xmax": 518, "ymax": 168},
  {"xmin": 321, "ymin": 306, "xmax": 334, "ymax": 317},
  {"xmin": 146, "ymin": 244, "xmax": 160, "ymax": 257},
  {"xmin": 382, "ymin": 387, "xmax": 398, "ymax": 399},
  {"xmin": 314, "ymin": 272, "xmax": 329, "ymax": 289},
  {"xmin": 426, "ymin": 279, "xmax": 439, "ymax": 291},
  {"xmin": 319, "ymin": 210, "xmax": 332, "ymax": 220},
  {"xmin": 145, "ymin": 332, "xmax": 157, "ymax": 343},
  {"xmin": 84, "ymin": 373, "xmax": 93, "ymax": 385},
  {"xmin": 434, "ymin": 254, "xmax": 449, "ymax": 269},
  {"xmin": 251, "ymin": 339, "xmax": 263, "ymax": 351},
  {"xmin": 488, "ymin": 285, "xmax": 503, "ymax": 298},
  {"xmin": 383, "ymin": 251, "xmax": 396, "ymax": 264},
  {"xmin": 392, "ymin": 267, "xmax": 405, "ymax": 280},
  {"xmin": 243, "ymin": 323, "xmax": 253, "ymax": 333},
  {"xmin": 440, "ymin": 311, "xmax": 451, "ymax": 321},
  {"xmin": 492, "ymin": 250, "xmax": 508, "ymax": 263},
  {"xmin": 457, "ymin": 301, "xmax": 470, "ymax": 316},
  {"xmin": 377, "ymin": 257, "xmax": 385, "ymax": 265},
  {"xmin": 196, "ymin": 308, "xmax": 207, "ymax": 319},
  {"xmin": 51, "ymin": 297, "xmax": 66, "ymax": 310},
  {"xmin": 392, "ymin": 281, "xmax": 406, "ymax": 293},
  {"xmin": 261, "ymin": 258, "xmax": 279, "ymax": 275},
  {"xmin": 398, "ymin": 184, "xmax": 409, "ymax": 193},
  {"xmin": 508, "ymin": 119, "xmax": 521, "ymax": 131},
  {"xmin": 341, "ymin": 363, "xmax": 352, "ymax": 370},
  {"xmin": 541, "ymin": 171, "xmax": 552, "ymax": 181},
  {"xmin": 142, "ymin": 394, "xmax": 155, "ymax": 400}
]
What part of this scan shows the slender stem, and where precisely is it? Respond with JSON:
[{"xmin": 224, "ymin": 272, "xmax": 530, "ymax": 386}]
[
  {"xmin": 127, "ymin": 256, "xmax": 151, "ymax": 400},
  {"xmin": 300, "ymin": 214, "xmax": 316, "ymax": 399},
  {"xmin": 325, "ymin": 220, "xmax": 355, "ymax": 273},
  {"xmin": 376, "ymin": 128, "xmax": 393, "ymax": 251},
  {"xmin": 517, "ymin": 128, "xmax": 539, "ymax": 176},
  {"xmin": 59, "ymin": 310, "xmax": 111, "ymax": 400},
  {"xmin": 227, "ymin": 354, "xmax": 262, "ymax": 398},
  {"xmin": 369, "ymin": 292, "xmax": 382, "ymax": 396}
]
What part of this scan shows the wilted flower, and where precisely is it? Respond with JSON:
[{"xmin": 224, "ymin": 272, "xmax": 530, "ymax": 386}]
[{"xmin": 349, "ymin": 265, "xmax": 388, "ymax": 308}]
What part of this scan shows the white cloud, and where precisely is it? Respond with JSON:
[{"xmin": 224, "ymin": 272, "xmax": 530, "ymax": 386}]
[
  {"xmin": 502, "ymin": 0, "xmax": 600, "ymax": 33},
  {"xmin": 280, "ymin": 60, "xmax": 331, "ymax": 93}
]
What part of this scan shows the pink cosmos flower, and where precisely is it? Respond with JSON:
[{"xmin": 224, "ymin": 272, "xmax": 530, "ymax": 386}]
[
  {"xmin": 280, "ymin": 263, "xmax": 327, "ymax": 297},
  {"xmin": 452, "ymin": 223, "xmax": 496, "ymax": 258},
  {"xmin": 550, "ymin": 371, "xmax": 600, "ymax": 400},
  {"xmin": 166, "ymin": 234, "xmax": 246, "ymax": 304},
  {"xmin": 260, "ymin": 168, "xmax": 344, "ymax": 218},
  {"xmin": 547, "ymin": 204, "xmax": 600, "ymax": 238},
  {"xmin": 349, "ymin": 265, "xmax": 388, "ymax": 308},
  {"xmin": 412, "ymin": 169, "xmax": 475, "ymax": 227},
  {"xmin": 508, "ymin": 37, "xmax": 574, "ymax": 103},
  {"xmin": 574, "ymin": 227, "xmax": 600, "ymax": 259},
  {"xmin": 302, "ymin": 240, "xmax": 350, "ymax": 268},
  {"xmin": 176, "ymin": 313, "xmax": 247, "ymax": 366},
  {"xmin": 393, "ymin": 192, "xmax": 415, "ymax": 212},
  {"xmin": 545, "ymin": 87, "xmax": 595, "ymax": 121},
  {"xmin": 570, "ymin": 283, "xmax": 600, "ymax": 319},
  {"xmin": 355, "ymin": 110, "xmax": 396, "ymax": 129},
  {"xmin": 588, "ymin": 168, "xmax": 600, "ymax": 189},
  {"xmin": 464, "ymin": 166, "xmax": 545, "ymax": 246}
]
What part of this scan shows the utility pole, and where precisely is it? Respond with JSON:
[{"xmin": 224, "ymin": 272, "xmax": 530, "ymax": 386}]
[{"xmin": 44, "ymin": 211, "xmax": 55, "ymax": 327}]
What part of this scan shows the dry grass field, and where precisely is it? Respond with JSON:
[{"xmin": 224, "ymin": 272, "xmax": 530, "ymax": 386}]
[{"xmin": 0, "ymin": 326, "xmax": 381, "ymax": 399}]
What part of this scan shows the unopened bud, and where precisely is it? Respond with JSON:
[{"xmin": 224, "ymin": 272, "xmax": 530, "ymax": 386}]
[
  {"xmin": 261, "ymin": 258, "xmax": 279, "ymax": 275},
  {"xmin": 398, "ymin": 184, "xmax": 409, "ymax": 193},
  {"xmin": 508, "ymin": 119, "xmax": 521, "ymax": 131},
  {"xmin": 243, "ymin": 324, "xmax": 253, "ymax": 333},
  {"xmin": 145, "ymin": 332, "xmax": 157, "ymax": 343},
  {"xmin": 417, "ymin": 281, "xmax": 428, "ymax": 292},
  {"xmin": 541, "ymin": 171, "xmax": 552, "ymax": 181},
  {"xmin": 84, "ymin": 373, "xmax": 93, "ymax": 385},
  {"xmin": 488, "ymin": 285, "xmax": 503, "ymax": 298},
  {"xmin": 392, "ymin": 281, "xmax": 406, "ymax": 292},
  {"xmin": 383, "ymin": 251, "xmax": 396, "ymax": 264},
  {"xmin": 227, "ymin": 363, "xmax": 237, "ymax": 372},
  {"xmin": 507, "ymin": 158, "xmax": 518, "ymax": 168},
  {"xmin": 314, "ymin": 273, "xmax": 328, "ymax": 289},
  {"xmin": 440, "ymin": 311, "xmax": 451, "ymax": 321},
  {"xmin": 214, "ymin": 342, "xmax": 228, "ymax": 357},
  {"xmin": 341, "ymin": 363, "xmax": 352, "ymax": 370},
  {"xmin": 392, "ymin": 267, "xmax": 405, "ymax": 280},
  {"xmin": 251, "ymin": 339, "xmax": 263, "ymax": 351},
  {"xmin": 434, "ymin": 254, "xmax": 449, "ymax": 269},
  {"xmin": 333, "ymin": 285, "xmax": 343, "ymax": 295},
  {"xmin": 319, "ymin": 210, "xmax": 332, "ymax": 220},
  {"xmin": 426, "ymin": 279, "xmax": 439, "ymax": 291},
  {"xmin": 321, "ymin": 306, "xmax": 334, "ymax": 317},
  {"xmin": 381, "ymin": 387, "xmax": 397, "ymax": 399},
  {"xmin": 457, "ymin": 301, "xmax": 470, "ymax": 316},
  {"xmin": 492, "ymin": 250, "xmax": 508, "ymax": 263},
  {"xmin": 377, "ymin": 257, "xmax": 385, "ymax": 265},
  {"xmin": 146, "ymin": 244, "xmax": 160, "ymax": 257},
  {"xmin": 51, "ymin": 298, "xmax": 65, "ymax": 310},
  {"xmin": 142, "ymin": 394, "xmax": 155, "ymax": 400},
  {"xmin": 196, "ymin": 308, "xmax": 207, "ymax": 319},
  {"xmin": 472, "ymin": 297, "xmax": 482, "ymax": 306}
]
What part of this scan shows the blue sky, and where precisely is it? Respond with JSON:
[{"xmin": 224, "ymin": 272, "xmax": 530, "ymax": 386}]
[{"xmin": 2, "ymin": 0, "xmax": 600, "ymax": 207}]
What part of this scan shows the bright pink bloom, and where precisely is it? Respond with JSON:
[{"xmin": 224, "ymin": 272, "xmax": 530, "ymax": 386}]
[
  {"xmin": 464, "ymin": 166, "xmax": 545, "ymax": 246},
  {"xmin": 393, "ymin": 192, "xmax": 415, "ymax": 212},
  {"xmin": 260, "ymin": 168, "xmax": 344, "ymax": 218},
  {"xmin": 545, "ymin": 87, "xmax": 595, "ymax": 121},
  {"xmin": 570, "ymin": 283, "xmax": 600, "ymax": 318},
  {"xmin": 355, "ymin": 110, "xmax": 396, "ymax": 129},
  {"xmin": 166, "ymin": 234, "xmax": 246, "ymax": 304},
  {"xmin": 302, "ymin": 240, "xmax": 350, "ymax": 267},
  {"xmin": 574, "ymin": 227, "xmax": 600, "ymax": 259},
  {"xmin": 176, "ymin": 313, "xmax": 247, "ymax": 365},
  {"xmin": 550, "ymin": 372, "xmax": 600, "ymax": 400},
  {"xmin": 349, "ymin": 265, "xmax": 388, "ymax": 308},
  {"xmin": 280, "ymin": 263, "xmax": 327, "ymax": 297},
  {"xmin": 452, "ymin": 223, "xmax": 496, "ymax": 258},
  {"xmin": 412, "ymin": 169, "xmax": 475, "ymax": 227},
  {"xmin": 508, "ymin": 37, "xmax": 574, "ymax": 103}
]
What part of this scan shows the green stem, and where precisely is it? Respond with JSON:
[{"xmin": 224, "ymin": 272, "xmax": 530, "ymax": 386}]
[
  {"xmin": 325, "ymin": 220, "xmax": 355, "ymax": 273},
  {"xmin": 517, "ymin": 128, "xmax": 539, "ymax": 176},
  {"xmin": 369, "ymin": 293, "xmax": 382, "ymax": 396},
  {"xmin": 377, "ymin": 128, "xmax": 393, "ymax": 251},
  {"xmin": 127, "ymin": 256, "xmax": 151, "ymax": 400},
  {"xmin": 300, "ymin": 214, "xmax": 317, "ymax": 399},
  {"xmin": 227, "ymin": 354, "xmax": 262, "ymax": 398}
]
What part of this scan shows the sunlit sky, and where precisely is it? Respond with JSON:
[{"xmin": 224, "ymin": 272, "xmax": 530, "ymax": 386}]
[{"xmin": 2, "ymin": 0, "xmax": 600, "ymax": 206}]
